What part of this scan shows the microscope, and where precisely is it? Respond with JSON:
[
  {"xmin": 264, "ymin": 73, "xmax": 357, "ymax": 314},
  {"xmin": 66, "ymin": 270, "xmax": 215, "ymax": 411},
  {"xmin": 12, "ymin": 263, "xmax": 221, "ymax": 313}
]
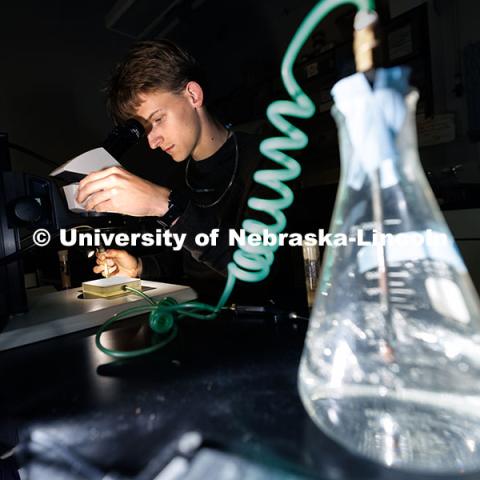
[
  {"xmin": 0, "ymin": 120, "xmax": 144, "ymax": 317},
  {"xmin": 0, "ymin": 121, "xmax": 195, "ymax": 350}
]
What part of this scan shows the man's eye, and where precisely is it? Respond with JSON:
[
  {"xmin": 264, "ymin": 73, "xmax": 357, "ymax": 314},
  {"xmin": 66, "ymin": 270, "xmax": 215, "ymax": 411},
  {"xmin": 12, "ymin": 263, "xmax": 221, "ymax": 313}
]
[{"xmin": 154, "ymin": 116, "xmax": 164, "ymax": 124}]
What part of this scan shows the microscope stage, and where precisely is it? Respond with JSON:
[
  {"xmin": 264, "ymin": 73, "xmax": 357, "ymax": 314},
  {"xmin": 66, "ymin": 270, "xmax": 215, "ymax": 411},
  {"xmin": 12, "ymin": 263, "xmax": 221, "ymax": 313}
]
[{"xmin": 0, "ymin": 281, "xmax": 196, "ymax": 351}]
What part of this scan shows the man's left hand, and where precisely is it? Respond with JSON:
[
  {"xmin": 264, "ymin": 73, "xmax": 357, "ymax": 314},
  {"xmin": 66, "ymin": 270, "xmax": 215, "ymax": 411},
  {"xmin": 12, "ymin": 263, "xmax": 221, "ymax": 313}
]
[{"xmin": 76, "ymin": 166, "xmax": 170, "ymax": 216}]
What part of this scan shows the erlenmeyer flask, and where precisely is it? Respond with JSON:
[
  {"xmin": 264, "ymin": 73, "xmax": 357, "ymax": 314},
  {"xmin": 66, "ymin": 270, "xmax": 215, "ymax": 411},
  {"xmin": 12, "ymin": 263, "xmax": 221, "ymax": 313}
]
[{"xmin": 298, "ymin": 67, "xmax": 480, "ymax": 473}]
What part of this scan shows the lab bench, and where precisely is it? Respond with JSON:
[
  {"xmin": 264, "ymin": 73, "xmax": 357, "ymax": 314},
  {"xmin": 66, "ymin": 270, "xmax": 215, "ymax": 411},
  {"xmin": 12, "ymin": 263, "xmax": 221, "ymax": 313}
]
[{"xmin": 0, "ymin": 312, "xmax": 477, "ymax": 480}]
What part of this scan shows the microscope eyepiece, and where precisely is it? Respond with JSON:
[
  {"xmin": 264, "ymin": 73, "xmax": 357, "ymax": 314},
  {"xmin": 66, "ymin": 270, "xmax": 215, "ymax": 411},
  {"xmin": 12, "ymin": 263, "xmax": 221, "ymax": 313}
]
[{"xmin": 102, "ymin": 118, "xmax": 145, "ymax": 160}]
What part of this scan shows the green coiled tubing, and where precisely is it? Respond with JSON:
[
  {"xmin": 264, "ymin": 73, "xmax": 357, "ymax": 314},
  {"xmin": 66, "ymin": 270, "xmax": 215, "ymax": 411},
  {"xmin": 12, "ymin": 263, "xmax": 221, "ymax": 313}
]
[{"xmin": 96, "ymin": 0, "xmax": 375, "ymax": 358}]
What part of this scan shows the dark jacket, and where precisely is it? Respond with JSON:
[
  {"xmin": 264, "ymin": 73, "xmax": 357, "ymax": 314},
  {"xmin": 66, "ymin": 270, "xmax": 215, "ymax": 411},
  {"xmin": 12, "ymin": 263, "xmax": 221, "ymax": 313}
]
[{"xmin": 140, "ymin": 131, "xmax": 295, "ymax": 303}]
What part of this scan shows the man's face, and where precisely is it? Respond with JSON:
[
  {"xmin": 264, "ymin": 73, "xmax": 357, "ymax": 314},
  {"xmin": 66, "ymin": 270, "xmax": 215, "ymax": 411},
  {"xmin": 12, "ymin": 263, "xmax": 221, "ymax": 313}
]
[{"xmin": 135, "ymin": 88, "xmax": 200, "ymax": 162}]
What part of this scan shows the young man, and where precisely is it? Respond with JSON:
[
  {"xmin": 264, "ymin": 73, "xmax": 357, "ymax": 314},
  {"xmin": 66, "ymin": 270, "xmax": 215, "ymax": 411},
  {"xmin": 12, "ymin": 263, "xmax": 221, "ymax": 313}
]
[{"xmin": 76, "ymin": 40, "xmax": 279, "ymax": 301}]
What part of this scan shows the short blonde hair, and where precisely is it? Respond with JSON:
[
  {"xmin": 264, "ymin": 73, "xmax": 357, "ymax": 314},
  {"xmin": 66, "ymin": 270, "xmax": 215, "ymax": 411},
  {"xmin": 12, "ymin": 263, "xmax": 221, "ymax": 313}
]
[{"xmin": 106, "ymin": 40, "xmax": 205, "ymax": 123}]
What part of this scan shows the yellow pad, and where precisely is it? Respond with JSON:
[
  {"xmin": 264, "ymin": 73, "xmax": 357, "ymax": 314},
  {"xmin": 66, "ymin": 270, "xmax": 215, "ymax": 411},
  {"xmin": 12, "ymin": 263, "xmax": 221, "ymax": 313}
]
[{"xmin": 82, "ymin": 276, "xmax": 141, "ymax": 298}]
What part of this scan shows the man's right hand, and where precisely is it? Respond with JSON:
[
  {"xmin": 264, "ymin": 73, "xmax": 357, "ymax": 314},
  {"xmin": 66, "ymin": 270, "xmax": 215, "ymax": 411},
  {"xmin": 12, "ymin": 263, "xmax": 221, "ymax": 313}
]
[{"xmin": 94, "ymin": 249, "xmax": 142, "ymax": 278}]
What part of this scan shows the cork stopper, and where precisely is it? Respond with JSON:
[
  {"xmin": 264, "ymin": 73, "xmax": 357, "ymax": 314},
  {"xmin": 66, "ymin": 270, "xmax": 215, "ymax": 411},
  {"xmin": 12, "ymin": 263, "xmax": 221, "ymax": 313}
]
[{"xmin": 353, "ymin": 11, "xmax": 378, "ymax": 73}]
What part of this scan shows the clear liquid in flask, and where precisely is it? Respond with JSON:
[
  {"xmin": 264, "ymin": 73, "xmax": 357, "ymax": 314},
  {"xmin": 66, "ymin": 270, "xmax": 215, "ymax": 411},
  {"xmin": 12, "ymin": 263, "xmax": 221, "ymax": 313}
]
[{"xmin": 298, "ymin": 68, "xmax": 480, "ymax": 473}]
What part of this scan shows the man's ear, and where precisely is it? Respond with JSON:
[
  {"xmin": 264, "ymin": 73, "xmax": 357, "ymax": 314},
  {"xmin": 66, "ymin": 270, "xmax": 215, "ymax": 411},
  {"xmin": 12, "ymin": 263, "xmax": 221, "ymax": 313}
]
[{"xmin": 184, "ymin": 81, "xmax": 204, "ymax": 108}]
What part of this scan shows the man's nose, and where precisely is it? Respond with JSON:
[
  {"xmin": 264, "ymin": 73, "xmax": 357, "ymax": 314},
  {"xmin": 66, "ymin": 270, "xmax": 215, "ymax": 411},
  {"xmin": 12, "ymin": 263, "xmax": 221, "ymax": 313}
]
[{"xmin": 147, "ymin": 129, "xmax": 163, "ymax": 149}]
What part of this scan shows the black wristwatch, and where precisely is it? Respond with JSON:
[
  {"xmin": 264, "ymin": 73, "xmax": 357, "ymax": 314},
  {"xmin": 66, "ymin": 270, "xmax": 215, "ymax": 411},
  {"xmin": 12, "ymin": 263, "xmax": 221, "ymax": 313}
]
[{"xmin": 156, "ymin": 190, "xmax": 189, "ymax": 229}]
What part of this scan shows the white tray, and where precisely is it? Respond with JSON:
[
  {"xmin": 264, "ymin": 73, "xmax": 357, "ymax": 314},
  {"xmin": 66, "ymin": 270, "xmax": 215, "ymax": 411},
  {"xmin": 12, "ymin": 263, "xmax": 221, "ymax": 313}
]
[{"xmin": 0, "ymin": 281, "xmax": 196, "ymax": 351}]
